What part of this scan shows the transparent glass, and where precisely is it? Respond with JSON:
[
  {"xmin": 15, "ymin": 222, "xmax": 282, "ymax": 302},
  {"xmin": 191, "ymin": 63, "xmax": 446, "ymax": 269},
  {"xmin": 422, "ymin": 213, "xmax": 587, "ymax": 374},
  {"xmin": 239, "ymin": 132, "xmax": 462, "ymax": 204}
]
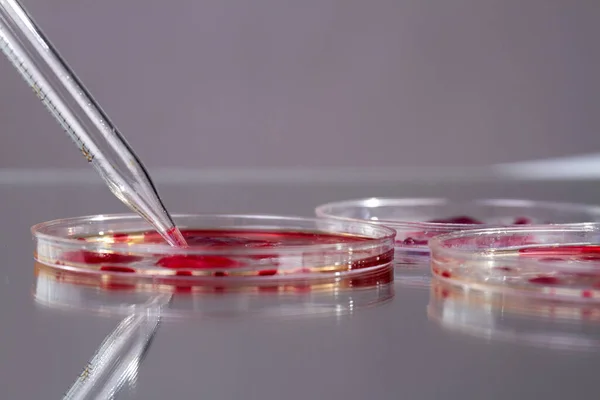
[
  {"xmin": 316, "ymin": 198, "xmax": 600, "ymax": 263},
  {"xmin": 0, "ymin": 0, "xmax": 183, "ymax": 245},
  {"xmin": 429, "ymin": 223, "xmax": 600, "ymax": 301},
  {"xmin": 34, "ymin": 261, "xmax": 394, "ymax": 318},
  {"xmin": 32, "ymin": 214, "xmax": 396, "ymax": 283},
  {"xmin": 428, "ymin": 279, "xmax": 600, "ymax": 351}
]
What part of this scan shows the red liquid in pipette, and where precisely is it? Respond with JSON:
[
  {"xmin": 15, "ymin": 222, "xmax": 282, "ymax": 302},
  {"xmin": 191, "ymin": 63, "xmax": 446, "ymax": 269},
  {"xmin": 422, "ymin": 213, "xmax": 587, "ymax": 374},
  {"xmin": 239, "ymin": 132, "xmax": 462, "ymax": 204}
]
[{"xmin": 166, "ymin": 226, "xmax": 189, "ymax": 248}]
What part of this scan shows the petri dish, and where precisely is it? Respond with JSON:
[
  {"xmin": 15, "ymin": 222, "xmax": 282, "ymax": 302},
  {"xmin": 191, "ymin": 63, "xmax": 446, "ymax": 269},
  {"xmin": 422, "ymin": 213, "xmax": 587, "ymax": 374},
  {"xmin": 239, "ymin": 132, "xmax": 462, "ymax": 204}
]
[
  {"xmin": 428, "ymin": 278, "xmax": 600, "ymax": 352},
  {"xmin": 32, "ymin": 214, "xmax": 396, "ymax": 285},
  {"xmin": 315, "ymin": 198, "xmax": 600, "ymax": 263},
  {"xmin": 429, "ymin": 223, "xmax": 600, "ymax": 302},
  {"xmin": 33, "ymin": 261, "xmax": 394, "ymax": 318}
]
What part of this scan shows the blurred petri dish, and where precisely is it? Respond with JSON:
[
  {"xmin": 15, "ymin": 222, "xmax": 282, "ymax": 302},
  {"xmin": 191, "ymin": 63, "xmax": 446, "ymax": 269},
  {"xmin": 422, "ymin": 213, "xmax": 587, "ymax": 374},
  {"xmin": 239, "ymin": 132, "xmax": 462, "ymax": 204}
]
[
  {"xmin": 33, "ymin": 261, "xmax": 394, "ymax": 319},
  {"xmin": 429, "ymin": 223, "xmax": 600, "ymax": 302},
  {"xmin": 315, "ymin": 198, "xmax": 600, "ymax": 263},
  {"xmin": 428, "ymin": 278, "xmax": 600, "ymax": 352},
  {"xmin": 32, "ymin": 214, "xmax": 395, "ymax": 284}
]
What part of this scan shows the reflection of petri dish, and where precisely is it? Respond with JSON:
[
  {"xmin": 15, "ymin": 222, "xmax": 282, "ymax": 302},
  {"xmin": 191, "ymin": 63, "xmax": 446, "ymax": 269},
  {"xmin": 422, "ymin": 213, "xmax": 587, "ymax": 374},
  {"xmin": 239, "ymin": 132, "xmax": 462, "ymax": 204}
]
[
  {"xmin": 315, "ymin": 198, "xmax": 600, "ymax": 264},
  {"xmin": 427, "ymin": 278, "xmax": 600, "ymax": 351},
  {"xmin": 32, "ymin": 214, "xmax": 395, "ymax": 284},
  {"xmin": 33, "ymin": 262, "xmax": 394, "ymax": 319},
  {"xmin": 429, "ymin": 224, "xmax": 600, "ymax": 302}
]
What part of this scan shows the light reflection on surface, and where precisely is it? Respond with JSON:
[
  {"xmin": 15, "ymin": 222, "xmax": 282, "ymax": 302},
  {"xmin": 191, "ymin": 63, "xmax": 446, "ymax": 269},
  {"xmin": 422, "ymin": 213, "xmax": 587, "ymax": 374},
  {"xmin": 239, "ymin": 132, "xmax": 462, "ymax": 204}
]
[
  {"xmin": 427, "ymin": 278, "xmax": 600, "ymax": 352},
  {"xmin": 33, "ymin": 262, "xmax": 394, "ymax": 320}
]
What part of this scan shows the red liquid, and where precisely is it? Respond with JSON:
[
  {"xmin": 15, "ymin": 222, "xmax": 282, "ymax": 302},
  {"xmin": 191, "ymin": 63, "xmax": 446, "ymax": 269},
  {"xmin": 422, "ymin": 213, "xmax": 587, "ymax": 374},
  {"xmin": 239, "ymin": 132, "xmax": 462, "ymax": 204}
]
[
  {"xmin": 56, "ymin": 229, "xmax": 390, "ymax": 278},
  {"xmin": 400, "ymin": 215, "xmax": 534, "ymax": 247}
]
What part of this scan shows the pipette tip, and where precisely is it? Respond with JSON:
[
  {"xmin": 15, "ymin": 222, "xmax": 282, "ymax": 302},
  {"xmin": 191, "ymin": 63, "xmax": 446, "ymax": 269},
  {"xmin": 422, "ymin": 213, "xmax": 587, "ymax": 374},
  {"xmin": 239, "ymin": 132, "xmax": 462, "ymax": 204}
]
[{"xmin": 166, "ymin": 226, "xmax": 188, "ymax": 248}]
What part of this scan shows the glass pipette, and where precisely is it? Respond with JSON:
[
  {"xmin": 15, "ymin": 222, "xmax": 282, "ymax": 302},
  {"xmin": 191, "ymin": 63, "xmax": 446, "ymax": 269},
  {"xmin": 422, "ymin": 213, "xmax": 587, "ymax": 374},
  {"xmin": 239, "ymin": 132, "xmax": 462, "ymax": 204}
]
[{"xmin": 0, "ymin": 0, "xmax": 187, "ymax": 247}]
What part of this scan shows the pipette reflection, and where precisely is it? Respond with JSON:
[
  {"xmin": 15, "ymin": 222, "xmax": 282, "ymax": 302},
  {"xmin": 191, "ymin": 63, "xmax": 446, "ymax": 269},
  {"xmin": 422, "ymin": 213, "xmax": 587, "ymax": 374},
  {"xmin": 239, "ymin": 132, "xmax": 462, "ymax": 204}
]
[
  {"xmin": 427, "ymin": 278, "xmax": 600, "ymax": 352},
  {"xmin": 63, "ymin": 295, "xmax": 170, "ymax": 400}
]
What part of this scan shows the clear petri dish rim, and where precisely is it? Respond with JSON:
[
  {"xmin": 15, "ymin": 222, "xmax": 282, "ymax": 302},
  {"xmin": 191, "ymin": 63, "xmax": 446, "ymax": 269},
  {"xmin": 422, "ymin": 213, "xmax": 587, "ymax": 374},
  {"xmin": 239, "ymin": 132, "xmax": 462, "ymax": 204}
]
[
  {"xmin": 315, "ymin": 197, "xmax": 600, "ymax": 232},
  {"xmin": 32, "ymin": 213, "xmax": 396, "ymax": 255}
]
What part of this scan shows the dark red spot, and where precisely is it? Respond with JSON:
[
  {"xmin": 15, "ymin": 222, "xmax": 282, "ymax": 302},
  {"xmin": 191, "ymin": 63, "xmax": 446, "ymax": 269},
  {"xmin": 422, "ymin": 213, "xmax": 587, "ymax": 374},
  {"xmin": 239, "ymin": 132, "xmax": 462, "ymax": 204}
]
[
  {"xmin": 402, "ymin": 237, "xmax": 429, "ymax": 246},
  {"xmin": 441, "ymin": 271, "xmax": 452, "ymax": 278},
  {"xmin": 258, "ymin": 269, "xmax": 278, "ymax": 276},
  {"xmin": 578, "ymin": 254, "xmax": 600, "ymax": 261},
  {"xmin": 528, "ymin": 276, "xmax": 561, "ymax": 285},
  {"xmin": 62, "ymin": 251, "xmax": 142, "ymax": 265},
  {"xmin": 513, "ymin": 217, "xmax": 532, "ymax": 225},
  {"xmin": 494, "ymin": 266, "xmax": 514, "ymax": 272},
  {"xmin": 112, "ymin": 233, "xmax": 130, "ymax": 243},
  {"xmin": 175, "ymin": 270, "xmax": 193, "ymax": 276},
  {"xmin": 99, "ymin": 265, "xmax": 136, "ymax": 273},
  {"xmin": 258, "ymin": 285, "xmax": 280, "ymax": 293},
  {"xmin": 213, "ymin": 271, "xmax": 228, "ymax": 277},
  {"xmin": 582, "ymin": 290, "xmax": 593, "ymax": 298},
  {"xmin": 428, "ymin": 216, "xmax": 483, "ymax": 224},
  {"xmin": 539, "ymin": 257, "xmax": 568, "ymax": 262},
  {"xmin": 156, "ymin": 255, "xmax": 239, "ymax": 270}
]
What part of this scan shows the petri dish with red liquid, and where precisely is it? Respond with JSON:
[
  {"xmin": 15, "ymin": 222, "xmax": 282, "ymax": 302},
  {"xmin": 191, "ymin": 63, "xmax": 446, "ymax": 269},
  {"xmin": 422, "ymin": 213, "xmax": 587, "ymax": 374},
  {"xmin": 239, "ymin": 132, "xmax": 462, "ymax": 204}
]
[
  {"xmin": 427, "ymin": 278, "xmax": 600, "ymax": 352},
  {"xmin": 315, "ymin": 198, "xmax": 600, "ymax": 264},
  {"xmin": 32, "ymin": 214, "xmax": 396, "ymax": 287},
  {"xmin": 429, "ymin": 223, "xmax": 600, "ymax": 302}
]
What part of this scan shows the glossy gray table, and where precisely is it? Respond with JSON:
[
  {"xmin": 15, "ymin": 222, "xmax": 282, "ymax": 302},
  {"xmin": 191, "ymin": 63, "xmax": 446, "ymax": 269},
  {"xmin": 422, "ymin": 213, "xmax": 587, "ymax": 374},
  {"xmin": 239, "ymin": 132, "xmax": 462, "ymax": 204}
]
[{"xmin": 2, "ymin": 179, "xmax": 600, "ymax": 399}]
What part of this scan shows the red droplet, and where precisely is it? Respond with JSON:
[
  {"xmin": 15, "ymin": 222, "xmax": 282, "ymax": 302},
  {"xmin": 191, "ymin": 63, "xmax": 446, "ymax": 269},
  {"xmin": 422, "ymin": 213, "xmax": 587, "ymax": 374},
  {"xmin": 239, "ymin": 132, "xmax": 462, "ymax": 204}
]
[
  {"xmin": 528, "ymin": 276, "xmax": 561, "ymax": 285},
  {"xmin": 213, "ymin": 271, "xmax": 228, "ymax": 277},
  {"xmin": 258, "ymin": 269, "xmax": 278, "ymax": 276},
  {"xmin": 62, "ymin": 251, "xmax": 142, "ymax": 265},
  {"xmin": 582, "ymin": 290, "xmax": 593, "ymax": 298},
  {"xmin": 156, "ymin": 255, "xmax": 239, "ymax": 269},
  {"xmin": 99, "ymin": 265, "xmax": 136, "ymax": 273},
  {"xmin": 175, "ymin": 270, "xmax": 193, "ymax": 276},
  {"xmin": 441, "ymin": 271, "xmax": 452, "ymax": 278}
]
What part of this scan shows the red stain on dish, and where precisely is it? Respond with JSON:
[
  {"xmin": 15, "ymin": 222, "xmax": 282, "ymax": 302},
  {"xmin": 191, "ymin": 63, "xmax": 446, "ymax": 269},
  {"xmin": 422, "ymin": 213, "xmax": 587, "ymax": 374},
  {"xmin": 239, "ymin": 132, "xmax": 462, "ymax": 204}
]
[
  {"xmin": 99, "ymin": 265, "xmax": 136, "ymax": 273},
  {"xmin": 157, "ymin": 255, "xmax": 239, "ymax": 270},
  {"xmin": 513, "ymin": 217, "xmax": 532, "ymax": 225},
  {"xmin": 528, "ymin": 276, "xmax": 561, "ymax": 285},
  {"xmin": 539, "ymin": 257, "xmax": 568, "ymax": 262},
  {"xmin": 520, "ymin": 245, "xmax": 600, "ymax": 256},
  {"xmin": 62, "ymin": 250, "xmax": 142, "ymax": 265},
  {"xmin": 428, "ymin": 216, "xmax": 483, "ymax": 224},
  {"xmin": 112, "ymin": 233, "xmax": 131, "ymax": 243},
  {"xmin": 440, "ymin": 270, "xmax": 452, "ymax": 278},
  {"xmin": 258, "ymin": 269, "xmax": 278, "ymax": 276}
]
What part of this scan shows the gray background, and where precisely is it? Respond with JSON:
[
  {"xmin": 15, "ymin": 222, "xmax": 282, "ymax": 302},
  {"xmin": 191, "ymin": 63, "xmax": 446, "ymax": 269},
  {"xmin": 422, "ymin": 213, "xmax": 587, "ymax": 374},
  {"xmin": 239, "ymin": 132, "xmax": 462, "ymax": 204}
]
[{"xmin": 1, "ymin": 0, "xmax": 599, "ymax": 171}]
